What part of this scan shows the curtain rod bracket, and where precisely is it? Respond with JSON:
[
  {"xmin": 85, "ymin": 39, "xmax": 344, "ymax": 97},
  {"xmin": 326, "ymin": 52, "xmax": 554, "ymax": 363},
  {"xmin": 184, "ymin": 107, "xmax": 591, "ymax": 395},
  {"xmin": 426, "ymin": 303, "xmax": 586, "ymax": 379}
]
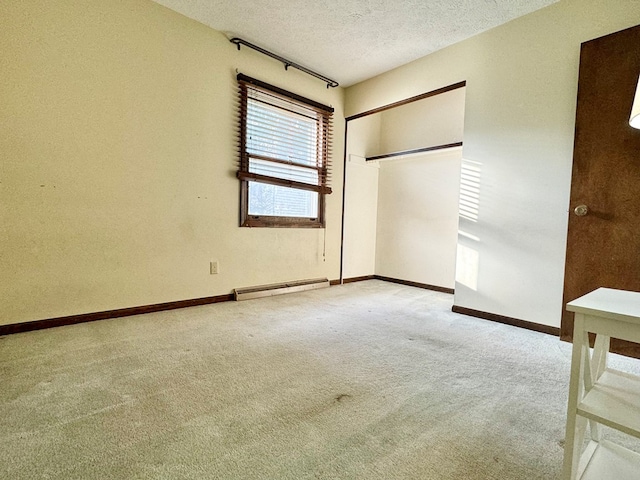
[{"xmin": 230, "ymin": 37, "xmax": 339, "ymax": 88}]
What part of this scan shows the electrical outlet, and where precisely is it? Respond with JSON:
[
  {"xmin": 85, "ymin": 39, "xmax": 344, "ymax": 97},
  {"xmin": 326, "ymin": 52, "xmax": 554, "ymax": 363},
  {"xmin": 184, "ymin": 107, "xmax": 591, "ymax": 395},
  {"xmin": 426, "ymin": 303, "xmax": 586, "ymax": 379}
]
[{"xmin": 210, "ymin": 261, "xmax": 219, "ymax": 275}]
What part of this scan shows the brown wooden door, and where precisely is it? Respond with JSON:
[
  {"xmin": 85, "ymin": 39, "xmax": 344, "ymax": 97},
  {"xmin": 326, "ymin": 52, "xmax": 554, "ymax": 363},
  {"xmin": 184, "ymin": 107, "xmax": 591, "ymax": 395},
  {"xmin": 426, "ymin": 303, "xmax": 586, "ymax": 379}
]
[{"xmin": 561, "ymin": 24, "xmax": 640, "ymax": 356}]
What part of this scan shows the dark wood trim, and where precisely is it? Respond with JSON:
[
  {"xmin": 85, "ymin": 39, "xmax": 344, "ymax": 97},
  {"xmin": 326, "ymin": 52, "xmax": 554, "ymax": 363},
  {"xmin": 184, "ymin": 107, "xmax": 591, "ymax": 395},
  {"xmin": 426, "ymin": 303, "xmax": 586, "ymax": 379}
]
[
  {"xmin": 375, "ymin": 275, "xmax": 454, "ymax": 294},
  {"xmin": 0, "ymin": 294, "xmax": 235, "ymax": 336},
  {"xmin": 345, "ymin": 81, "xmax": 466, "ymax": 121},
  {"xmin": 332, "ymin": 275, "xmax": 453, "ymax": 291},
  {"xmin": 366, "ymin": 142, "xmax": 463, "ymax": 161},
  {"xmin": 237, "ymin": 73, "xmax": 334, "ymax": 113},
  {"xmin": 452, "ymin": 305, "xmax": 560, "ymax": 336},
  {"xmin": 342, "ymin": 275, "xmax": 376, "ymax": 284},
  {"xmin": 329, "ymin": 279, "xmax": 341, "ymax": 286},
  {"xmin": 339, "ymin": 119, "xmax": 349, "ymax": 283},
  {"xmin": 245, "ymin": 153, "xmax": 325, "ymax": 173},
  {"xmin": 242, "ymin": 214, "xmax": 324, "ymax": 228},
  {"xmin": 237, "ymin": 171, "xmax": 332, "ymax": 195}
]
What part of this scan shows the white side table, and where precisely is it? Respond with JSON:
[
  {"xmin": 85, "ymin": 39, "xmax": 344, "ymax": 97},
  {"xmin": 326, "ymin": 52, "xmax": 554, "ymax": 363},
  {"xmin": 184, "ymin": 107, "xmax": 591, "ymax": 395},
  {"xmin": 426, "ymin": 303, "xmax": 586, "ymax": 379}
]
[{"xmin": 563, "ymin": 287, "xmax": 640, "ymax": 479}]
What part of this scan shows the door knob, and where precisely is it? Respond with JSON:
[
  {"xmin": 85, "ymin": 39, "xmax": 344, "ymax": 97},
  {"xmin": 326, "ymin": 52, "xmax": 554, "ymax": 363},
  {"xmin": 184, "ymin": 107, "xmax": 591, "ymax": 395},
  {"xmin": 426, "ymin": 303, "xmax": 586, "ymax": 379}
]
[{"xmin": 574, "ymin": 204, "xmax": 588, "ymax": 216}]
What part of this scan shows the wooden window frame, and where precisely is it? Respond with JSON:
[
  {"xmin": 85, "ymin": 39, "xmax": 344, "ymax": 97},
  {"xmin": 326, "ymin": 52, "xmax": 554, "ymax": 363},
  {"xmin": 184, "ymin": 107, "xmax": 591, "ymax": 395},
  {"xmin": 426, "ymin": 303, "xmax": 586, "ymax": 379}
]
[{"xmin": 237, "ymin": 74, "xmax": 333, "ymax": 228}]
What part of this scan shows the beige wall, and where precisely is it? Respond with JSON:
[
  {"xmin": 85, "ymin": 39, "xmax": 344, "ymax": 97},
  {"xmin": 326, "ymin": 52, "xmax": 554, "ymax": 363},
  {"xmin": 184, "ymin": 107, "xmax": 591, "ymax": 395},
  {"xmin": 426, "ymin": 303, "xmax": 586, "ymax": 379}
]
[
  {"xmin": 342, "ymin": 155, "xmax": 379, "ymax": 279},
  {"xmin": 375, "ymin": 149, "xmax": 462, "ymax": 289},
  {"xmin": 345, "ymin": 0, "xmax": 640, "ymax": 328},
  {"xmin": 377, "ymin": 87, "xmax": 465, "ymax": 155},
  {"xmin": 0, "ymin": 0, "xmax": 344, "ymax": 325},
  {"xmin": 341, "ymin": 107, "xmax": 381, "ymax": 279}
]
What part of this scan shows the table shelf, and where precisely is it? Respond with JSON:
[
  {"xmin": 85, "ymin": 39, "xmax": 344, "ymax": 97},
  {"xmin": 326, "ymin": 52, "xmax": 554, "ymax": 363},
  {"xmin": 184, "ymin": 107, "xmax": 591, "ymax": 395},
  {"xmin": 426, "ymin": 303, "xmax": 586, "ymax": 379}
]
[
  {"xmin": 578, "ymin": 440, "xmax": 640, "ymax": 480},
  {"xmin": 578, "ymin": 368, "xmax": 640, "ymax": 439}
]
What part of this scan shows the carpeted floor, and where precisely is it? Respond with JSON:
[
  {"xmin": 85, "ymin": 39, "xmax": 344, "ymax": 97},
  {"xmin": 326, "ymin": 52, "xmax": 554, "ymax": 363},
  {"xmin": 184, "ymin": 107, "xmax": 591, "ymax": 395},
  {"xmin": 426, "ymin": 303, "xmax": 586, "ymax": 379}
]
[{"xmin": 1, "ymin": 280, "xmax": 638, "ymax": 479}]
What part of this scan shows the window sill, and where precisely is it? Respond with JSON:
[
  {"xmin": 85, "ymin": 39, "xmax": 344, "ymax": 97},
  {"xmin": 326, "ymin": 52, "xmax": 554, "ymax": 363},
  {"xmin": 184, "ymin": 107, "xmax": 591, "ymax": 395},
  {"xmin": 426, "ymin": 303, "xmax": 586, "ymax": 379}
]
[{"xmin": 241, "ymin": 216, "xmax": 324, "ymax": 228}]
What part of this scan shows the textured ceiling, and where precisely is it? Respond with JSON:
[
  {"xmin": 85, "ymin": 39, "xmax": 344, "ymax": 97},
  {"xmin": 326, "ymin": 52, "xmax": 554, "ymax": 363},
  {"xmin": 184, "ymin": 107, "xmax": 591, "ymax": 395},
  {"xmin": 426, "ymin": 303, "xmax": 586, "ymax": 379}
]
[{"xmin": 151, "ymin": 0, "xmax": 558, "ymax": 87}]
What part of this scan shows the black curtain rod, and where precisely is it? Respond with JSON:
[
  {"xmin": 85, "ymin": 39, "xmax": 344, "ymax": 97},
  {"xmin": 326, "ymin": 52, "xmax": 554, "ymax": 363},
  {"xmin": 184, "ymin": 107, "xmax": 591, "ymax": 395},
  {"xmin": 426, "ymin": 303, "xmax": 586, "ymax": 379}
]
[{"xmin": 230, "ymin": 38, "xmax": 339, "ymax": 89}]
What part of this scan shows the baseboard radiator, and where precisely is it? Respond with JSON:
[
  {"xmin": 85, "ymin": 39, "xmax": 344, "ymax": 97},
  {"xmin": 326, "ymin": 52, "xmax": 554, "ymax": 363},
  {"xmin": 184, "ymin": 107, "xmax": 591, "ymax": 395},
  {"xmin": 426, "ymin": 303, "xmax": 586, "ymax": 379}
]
[{"xmin": 234, "ymin": 278, "xmax": 330, "ymax": 301}]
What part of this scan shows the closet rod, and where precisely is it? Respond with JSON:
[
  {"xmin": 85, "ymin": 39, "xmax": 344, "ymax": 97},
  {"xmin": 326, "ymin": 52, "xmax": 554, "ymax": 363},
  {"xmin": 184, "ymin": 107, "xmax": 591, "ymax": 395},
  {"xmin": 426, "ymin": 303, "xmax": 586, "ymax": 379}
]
[
  {"xmin": 366, "ymin": 142, "xmax": 463, "ymax": 161},
  {"xmin": 230, "ymin": 37, "xmax": 339, "ymax": 88}
]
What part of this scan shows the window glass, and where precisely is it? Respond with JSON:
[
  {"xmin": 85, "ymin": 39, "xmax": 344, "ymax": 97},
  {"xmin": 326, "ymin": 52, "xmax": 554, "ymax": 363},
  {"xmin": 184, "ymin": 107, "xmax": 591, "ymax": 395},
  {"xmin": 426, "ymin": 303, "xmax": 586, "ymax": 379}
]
[{"xmin": 247, "ymin": 182, "xmax": 319, "ymax": 218}]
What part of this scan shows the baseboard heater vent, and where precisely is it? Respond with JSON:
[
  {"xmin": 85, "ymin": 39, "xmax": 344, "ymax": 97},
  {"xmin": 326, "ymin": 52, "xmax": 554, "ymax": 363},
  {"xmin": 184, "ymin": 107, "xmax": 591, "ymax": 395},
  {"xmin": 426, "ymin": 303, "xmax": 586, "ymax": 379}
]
[{"xmin": 234, "ymin": 278, "xmax": 329, "ymax": 301}]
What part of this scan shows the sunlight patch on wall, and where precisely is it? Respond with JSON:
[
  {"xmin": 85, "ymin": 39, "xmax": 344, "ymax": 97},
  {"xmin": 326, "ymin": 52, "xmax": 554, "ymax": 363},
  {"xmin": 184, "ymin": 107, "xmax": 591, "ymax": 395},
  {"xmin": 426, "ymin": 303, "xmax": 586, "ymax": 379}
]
[
  {"xmin": 458, "ymin": 230, "xmax": 480, "ymax": 242},
  {"xmin": 455, "ymin": 243, "xmax": 479, "ymax": 291},
  {"xmin": 458, "ymin": 159, "xmax": 482, "ymax": 222}
]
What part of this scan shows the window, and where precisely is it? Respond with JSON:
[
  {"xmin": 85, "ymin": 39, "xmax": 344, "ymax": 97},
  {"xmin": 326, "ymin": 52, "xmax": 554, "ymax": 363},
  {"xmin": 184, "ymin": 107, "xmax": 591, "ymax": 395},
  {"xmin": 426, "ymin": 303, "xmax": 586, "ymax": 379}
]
[{"xmin": 236, "ymin": 74, "xmax": 333, "ymax": 227}]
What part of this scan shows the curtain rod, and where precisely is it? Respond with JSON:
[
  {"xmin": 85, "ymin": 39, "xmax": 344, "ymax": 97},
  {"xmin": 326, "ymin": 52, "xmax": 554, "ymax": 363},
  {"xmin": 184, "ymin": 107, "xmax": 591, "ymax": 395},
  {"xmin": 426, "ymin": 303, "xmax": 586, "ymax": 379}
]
[{"xmin": 230, "ymin": 38, "xmax": 339, "ymax": 89}]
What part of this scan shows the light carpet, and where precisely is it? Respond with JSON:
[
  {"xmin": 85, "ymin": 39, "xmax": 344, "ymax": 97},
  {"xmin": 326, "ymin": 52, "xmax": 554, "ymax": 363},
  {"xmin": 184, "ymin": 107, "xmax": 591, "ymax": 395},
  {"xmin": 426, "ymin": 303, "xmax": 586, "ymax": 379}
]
[{"xmin": 1, "ymin": 280, "xmax": 638, "ymax": 479}]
